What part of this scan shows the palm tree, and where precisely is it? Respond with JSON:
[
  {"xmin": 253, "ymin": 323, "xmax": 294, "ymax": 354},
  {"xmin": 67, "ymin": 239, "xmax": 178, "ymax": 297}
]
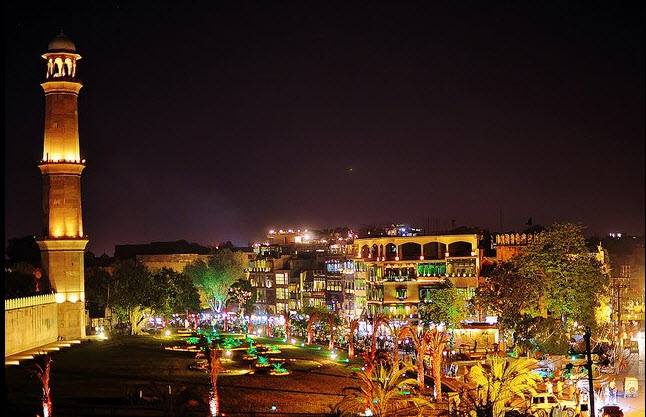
[
  {"xmin": 348, "ymin": 319, "xmax": 360, "ymax": 359},
  {"xmin": 370, "ymin": 314, "xmax": 390, "ymax": 360},
  {"xmin": 283, "ymin": 312, "xmax": 291, "ymax": 339},
  {"xmin": 397, "ymin": 325, "xmax": 432, "ymax": 392},
  {"xmin": 208, "ymin": 348, "xmax": 224, "ymax": 416},
  {"xmin": 427, "ymin": 326, "xmax": 450, "ymax": 400},
  {"xmin": 327, "ymin": 312, "xmax": 341, "ymax": 350},
  {"xmin": 467, "ymin": 356, "xmax": 542, "ymax": 417},
  {"xmin": 336, "ymin": 360, "xmax": 433, "ymax": 417},
  {"xmin": 387, "ymin": 321, "xmax": 405, "ymax": 364},
  {"xmin": 34, "ymin": 355, "xmax": 53, "ymax": 417},
  {"xmin": 307, "ymin": 311, "xmax": 322, "ymax": 345}
]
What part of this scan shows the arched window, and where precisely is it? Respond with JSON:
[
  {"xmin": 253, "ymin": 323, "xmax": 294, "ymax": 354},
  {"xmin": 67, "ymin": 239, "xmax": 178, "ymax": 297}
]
[
  {"xmin": 54, "ymin": 57, "xmax": 64, "ymax": 77},
  {"xmin": 64, "ymin": 57, "xmax": 73, "ymax": 77}
]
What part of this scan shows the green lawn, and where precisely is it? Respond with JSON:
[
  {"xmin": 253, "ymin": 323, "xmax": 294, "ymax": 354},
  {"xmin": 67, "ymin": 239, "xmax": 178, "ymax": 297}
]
[{"xmin": 5, "ymin": 334, "xmax": 362, "ymax": 415}]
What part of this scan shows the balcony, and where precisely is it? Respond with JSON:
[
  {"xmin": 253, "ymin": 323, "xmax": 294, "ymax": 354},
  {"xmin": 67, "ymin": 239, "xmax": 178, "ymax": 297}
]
[{"xmin": 383, "ymin": 275, "xmax": 415, "ymax": 282}]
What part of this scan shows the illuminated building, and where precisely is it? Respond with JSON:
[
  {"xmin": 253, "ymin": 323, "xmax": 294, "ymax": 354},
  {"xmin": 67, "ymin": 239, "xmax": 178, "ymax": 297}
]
[
  {"xmin": 494, "ymin": 232, "xmax": 541, "ymax": 262},
  {"xmin": 354, "ymin": 233, "xmax": 482, "ymax": 320},
  {"xmin": 246, "ymin": 254, "xmax": 318, "ymax": 314},
  {"xmin": 264, "ymin": 227, "xmax": 354, "ymax": 255},
  {"xmin": 35, "ymin": 33, "xmax": 88, "ymax": 339},
  {"xmin": 325, "ymin": 258, "xmax": 367, "ymax": 318},
  {"xmin": 113, "ymin": 240, "xmax": 214, "ymax": 272}
]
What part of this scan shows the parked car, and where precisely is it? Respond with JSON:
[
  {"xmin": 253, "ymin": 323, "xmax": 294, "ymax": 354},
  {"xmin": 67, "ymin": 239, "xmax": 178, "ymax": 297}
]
[
  {"xmin": 598, "ymin": 406, "xmax": 623, "ymax": 417},
  {"xmin": 528, "ymin": 393, "xmax": 576, "ymax": 417}
]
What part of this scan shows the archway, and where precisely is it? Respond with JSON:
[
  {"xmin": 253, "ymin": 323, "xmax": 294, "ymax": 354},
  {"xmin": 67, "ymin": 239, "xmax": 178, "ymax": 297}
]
[
  {"xmin": 385, "ymin": 243, "xmax": 397, "ymax": 261},
  {"xmin": 370, "ymin": 244, "xmax": 379, "ymax": 259},
  {"xmin": 448, "ymin": 241, "xmax": 472, "ymax": 257},
  {"xmin": 400, "ymin": 242, "xmax": 422, "ymax": 260},
  {"xmin": 423, "ymin": 242, "xmax": 446, "ymax": 260}
]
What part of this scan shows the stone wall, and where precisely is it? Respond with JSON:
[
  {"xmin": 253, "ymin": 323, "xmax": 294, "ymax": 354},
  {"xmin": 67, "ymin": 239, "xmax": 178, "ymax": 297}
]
[
  {"xmin": 136, "ymin": 254, "xmax": 211, "ymax": 272},
  {"xmin": 5, "ymin": 294, "xmax": 59, "ymax": 357}
]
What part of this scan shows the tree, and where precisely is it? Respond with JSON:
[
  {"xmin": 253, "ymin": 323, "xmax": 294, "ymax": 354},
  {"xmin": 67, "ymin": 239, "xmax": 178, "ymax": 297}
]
[
  {"xmin": 476, "ymin": 223, "xmax": 609, "ymax": 354},
  {"xmin": 466, "ymin": 356, "xmax": 542, "ymax": 417},
  {"xmin": 370, "ymin": 314, "xmax": 390, "ymax": 359},
  {"xmin": 84, "ymin": 267, "xmax": 111, "ymax": 312},
  {"xmin": 515, "ymin": 223, "xmax": 609, "ymax": 331},
  {"xmin": 475, "ymin": 262, "xmax": 542, "ymax": 348},
  {"xmin": 227, "ymin": 278, "xmax": 255, "ymax": 317},
  {"xmin": 5, "ymin": 268, "xmax": 39, "ymax": 299},
  {"xmin": 302, "ymin": 306, "xmax": 327, "ymax": 345},
  {"xmin": 283, "ymin": 312, "xmax": 291, "ymax": 339},
  {"xmin": 151, "ymin": 268, "xmax": 201, "ymax": 318},
  {"xmin": 33, "ymin": 355, "xmax": 53, "ymax": 417},
  {"xmin": 110, "ymin": 260, "xmax": 157, "ymax": 335},
  {"xmin": 347, "ymin": 319, "xmax": 360, "ymax": 359},
  {"xmin": 336, "ymin": 360, "xmax": 433, "ymax": 417},
  {"xmin": 418, "ymin": 279, "xmax": 465, "ymax": 327},
  {"xmin": 6, "ymin": 235, "xmax": 41, "ymax": 267},
  {"xmin": 208, "ymin": 348, "xmax": 224, "ymax": 416},
  {"xmin": 185, "ymin": 249, "xmax": 246, "ymax": 314},
  {"xmin": 396, "ymin": 325, "xmax": 432, "ymax": 392},
  {"xmin": 326, "ymin": 311, "xmax": 343, "ymax": 350},
  {"xmin": 427, "ymin": 326, "xmax": 451, "ymax": 400}
]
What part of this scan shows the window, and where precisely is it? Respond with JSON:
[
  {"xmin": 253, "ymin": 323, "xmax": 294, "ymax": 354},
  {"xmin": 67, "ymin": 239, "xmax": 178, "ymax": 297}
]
[
  {"xmin": 396, "ymin": 287, "xmax": 407, "ymax": 300},
  {"xmin": 256, "ymin": 288, "xmax": 267, "ymax": 303},
  {"xmin": 276, "ymin": 288, "xmax": 288, "ymax": 300},
  {"xmin": 275, "ymin": 273, "xmax": 287, "ymax": 285},
  {"xmin": 314, "ymin": 278, "xmax": 326, "ymax": 291},
  {"xmin": 547, "ymin": 396, "xmax": 557, "ymax": 404},
  {"xmin": 327, "ymin": 280, "xmax": 342, "ymax": 292}
]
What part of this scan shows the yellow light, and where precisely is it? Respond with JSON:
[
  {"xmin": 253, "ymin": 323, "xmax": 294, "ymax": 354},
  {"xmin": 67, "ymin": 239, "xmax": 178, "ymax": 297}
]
[
  {"xmin": 68, "ymin": 293, "xmax": 79, "ymax": 303},
  {"xmin": 164, "ymin": 329, "xmax": 171, "ymax": 337},
  {"xmin": 51, "ymin": 225, "xmax": 64, "ymax": 238},
  {"xmin": 55, "ymin": 293, "xmax": 66, "ymax": 303}
]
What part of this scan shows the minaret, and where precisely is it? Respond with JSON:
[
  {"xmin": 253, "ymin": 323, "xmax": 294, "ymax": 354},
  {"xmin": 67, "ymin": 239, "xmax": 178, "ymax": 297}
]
[{"xmin": 36, "ymin": 33, "xmax": 88, "ymax": 340}]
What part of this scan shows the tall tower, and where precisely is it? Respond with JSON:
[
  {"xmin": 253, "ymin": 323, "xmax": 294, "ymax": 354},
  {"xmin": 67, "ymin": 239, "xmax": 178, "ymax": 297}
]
[{"xmin": 36, "ymin": 33, "xmax": 88, "ymax": 340}]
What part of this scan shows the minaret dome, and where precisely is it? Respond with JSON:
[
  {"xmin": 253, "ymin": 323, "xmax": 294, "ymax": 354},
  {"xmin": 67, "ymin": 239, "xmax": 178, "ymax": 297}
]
[
  {"xmin": 42, "ymin": 32, "xmax": 81, "ymax": 80},
  {"xmin": 48, "ymin": 32, "xmax": 76, "ymax": 52}
]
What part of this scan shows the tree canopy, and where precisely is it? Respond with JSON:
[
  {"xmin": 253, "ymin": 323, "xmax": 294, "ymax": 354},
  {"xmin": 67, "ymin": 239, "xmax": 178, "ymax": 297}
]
[
  {"xmin": 227, "ymin": 278, "xmax": 255, "ymax": 316},
  {"xmin": 184, "ymin": 249, "xmax": 246, "ymax": 313},
  {"xmin": 417, "ymin": 279, "xmax": 465, "ymax": 327},
  {"xmin": 476, "ymin": 223, "xmax": 610, "ymax": 354},
  {"xmin": 110, "ymin": 261, "xmax": 200, "ymax": 334}
]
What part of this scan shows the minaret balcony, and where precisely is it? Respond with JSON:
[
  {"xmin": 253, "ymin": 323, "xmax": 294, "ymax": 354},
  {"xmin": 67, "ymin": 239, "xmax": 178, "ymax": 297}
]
[{"xmin": 38, "ymin": 160, "xmax": 85, "ymax": 175}]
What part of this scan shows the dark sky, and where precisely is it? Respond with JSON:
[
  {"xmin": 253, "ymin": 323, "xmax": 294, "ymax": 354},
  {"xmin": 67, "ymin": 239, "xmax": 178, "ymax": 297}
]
[{"xmin": 5, "ymin": 1, "xmax": 644, "ymax": 255}]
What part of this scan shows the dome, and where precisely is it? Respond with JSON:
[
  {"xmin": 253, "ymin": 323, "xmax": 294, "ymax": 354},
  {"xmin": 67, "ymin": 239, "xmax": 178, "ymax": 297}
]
[{"xmin": 48, "ymin": 33, "xmax": 76, "ymax": 52}]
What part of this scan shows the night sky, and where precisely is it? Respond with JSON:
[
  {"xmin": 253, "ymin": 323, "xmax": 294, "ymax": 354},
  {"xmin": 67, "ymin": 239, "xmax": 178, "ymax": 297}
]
[{"xmin": 5, "ymin": 2, "xmax": 644, "ymax": 255}]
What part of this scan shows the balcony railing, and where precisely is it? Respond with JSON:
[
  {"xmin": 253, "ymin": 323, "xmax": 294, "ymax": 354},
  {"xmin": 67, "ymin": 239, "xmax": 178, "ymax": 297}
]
[{"xmin": 384, "ymin": 275, "xmax": 415, "ymax": 282}]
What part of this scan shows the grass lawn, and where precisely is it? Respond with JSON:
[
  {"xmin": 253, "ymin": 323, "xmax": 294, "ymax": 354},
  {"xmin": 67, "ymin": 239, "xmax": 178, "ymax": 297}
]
[{"xmin": 5, "ymin": 334, "xmax": 362, "ymax": 416}]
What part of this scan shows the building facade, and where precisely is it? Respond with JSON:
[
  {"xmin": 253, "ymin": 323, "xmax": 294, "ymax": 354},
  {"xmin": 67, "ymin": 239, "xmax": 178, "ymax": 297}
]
[{"xmin": 354, "ymin": 234, "xmax": 481, "ymax": 321}]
